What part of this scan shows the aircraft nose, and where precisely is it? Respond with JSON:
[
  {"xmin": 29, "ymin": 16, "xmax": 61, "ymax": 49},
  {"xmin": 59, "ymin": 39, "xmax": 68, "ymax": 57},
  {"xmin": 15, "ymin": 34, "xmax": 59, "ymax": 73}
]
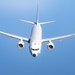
[{"xmin": 32, "ymin": 54, "xmax": 36, "ymax": 57}]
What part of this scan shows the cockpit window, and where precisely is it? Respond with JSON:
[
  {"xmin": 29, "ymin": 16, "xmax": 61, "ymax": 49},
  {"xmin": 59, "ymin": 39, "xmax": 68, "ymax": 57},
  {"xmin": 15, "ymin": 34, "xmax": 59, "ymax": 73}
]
[{"xmin": 31, "ymin": 48, "xmax": 39, "ymax": 51}]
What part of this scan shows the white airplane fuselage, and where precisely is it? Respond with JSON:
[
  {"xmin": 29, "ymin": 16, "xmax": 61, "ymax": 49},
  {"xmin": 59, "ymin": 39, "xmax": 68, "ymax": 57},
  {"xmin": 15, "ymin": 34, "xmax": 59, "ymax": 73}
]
[{"xmin": 29, "ymin": 23, "xmax": 42, "ymax": 57}]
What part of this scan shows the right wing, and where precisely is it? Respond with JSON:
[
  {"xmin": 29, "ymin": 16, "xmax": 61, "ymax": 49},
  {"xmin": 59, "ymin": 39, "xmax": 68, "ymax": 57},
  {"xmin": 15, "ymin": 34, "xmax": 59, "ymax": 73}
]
[
  {"xmin": 0, "ymin": 31, "xmax": 29, "ymax": 42},
  {"xmin": 42, "ymin": 33, "xmax": 75, "ymax": 43}
]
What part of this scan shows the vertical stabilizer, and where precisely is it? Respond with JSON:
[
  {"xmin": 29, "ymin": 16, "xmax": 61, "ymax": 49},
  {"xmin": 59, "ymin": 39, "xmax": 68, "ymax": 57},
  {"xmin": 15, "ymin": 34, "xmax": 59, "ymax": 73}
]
[{"xmin": 36, "ymin": 3, "xmax": 39, "ymax": 24}]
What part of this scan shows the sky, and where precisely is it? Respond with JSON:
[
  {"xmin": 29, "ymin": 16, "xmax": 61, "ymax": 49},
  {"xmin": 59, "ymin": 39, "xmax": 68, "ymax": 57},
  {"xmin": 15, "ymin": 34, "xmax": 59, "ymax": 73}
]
[{"xmin": 0, "ymin": 0, "xmax": 75, "ymax": 75}]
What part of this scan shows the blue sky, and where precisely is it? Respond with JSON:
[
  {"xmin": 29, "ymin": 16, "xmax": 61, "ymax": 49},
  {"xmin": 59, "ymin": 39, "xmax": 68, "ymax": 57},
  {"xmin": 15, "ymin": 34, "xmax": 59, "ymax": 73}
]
[{"xmin": 0, "ymin": 0, "xmax": 75, "ymax": 75}]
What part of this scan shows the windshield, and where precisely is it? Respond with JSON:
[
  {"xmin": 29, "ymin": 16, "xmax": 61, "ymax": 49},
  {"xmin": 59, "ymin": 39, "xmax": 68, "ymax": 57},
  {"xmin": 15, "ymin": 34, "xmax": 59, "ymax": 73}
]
[{"xmin": 31, "ymin": 48, "xmax": 39, "ymax": 51}]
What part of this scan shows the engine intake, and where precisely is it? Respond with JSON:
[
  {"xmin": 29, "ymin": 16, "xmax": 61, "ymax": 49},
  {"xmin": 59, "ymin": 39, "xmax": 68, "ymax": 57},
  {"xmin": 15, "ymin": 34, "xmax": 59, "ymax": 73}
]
[
  {"xmin": 47, "ymin": 41, "xmax": 54, "ymax": 50},
  {"xmin": 48, "ymin": 45, "xmax": 54, "ymax": 49},
  {"xmin": 18, "ymin": 40, "xmax": 24, "ymax": 48}
]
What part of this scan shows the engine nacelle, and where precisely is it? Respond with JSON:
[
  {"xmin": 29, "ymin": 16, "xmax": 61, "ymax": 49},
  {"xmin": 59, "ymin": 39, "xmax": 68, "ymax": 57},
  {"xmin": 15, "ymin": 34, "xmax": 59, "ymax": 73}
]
[
  {"xmin": 47, "ymin": 41, "xmax": 54, "ymax": 50},
  {"xmin": 18, "ymin": 40, "xmax": 24, "ymax": 48}
]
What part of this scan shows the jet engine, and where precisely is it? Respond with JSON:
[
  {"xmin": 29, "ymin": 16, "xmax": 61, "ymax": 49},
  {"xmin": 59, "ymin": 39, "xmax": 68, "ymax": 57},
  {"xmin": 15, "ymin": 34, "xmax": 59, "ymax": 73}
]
[
  {"xmin": 18, "ymin": 40, "xmax": 24, "ymax": 48},
  {"xmin": 47, "ymin": 41, "xmax": 54, "ymax": 50}
]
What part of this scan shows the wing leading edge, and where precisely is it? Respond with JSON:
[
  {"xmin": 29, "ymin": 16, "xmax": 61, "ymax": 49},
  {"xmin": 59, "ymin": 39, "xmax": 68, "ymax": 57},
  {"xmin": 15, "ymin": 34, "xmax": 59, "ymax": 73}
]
[
  {"xmin": 0, "ymin": 31, "xmax": 29, "ymax": 42},
  {"xmin": 42, "ymin": 33, "xmax": 75, "ymax": 43}
]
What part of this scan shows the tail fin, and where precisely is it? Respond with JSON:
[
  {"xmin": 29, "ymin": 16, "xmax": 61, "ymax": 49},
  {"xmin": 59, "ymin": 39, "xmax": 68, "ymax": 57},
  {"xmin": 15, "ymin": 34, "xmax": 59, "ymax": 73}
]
[
  {"xmin": 36, "ymin": 3, "xmax": 39, "ymax": 24},
  {"xmin": 40, "ymin": 21, "xmax": 55, "ymax": 25},
  {"xmin": 20, "ymin": 19, "xmax": 34, "ymax": 25},
  {"xmin": 20, "ymin": 3, "xmax": 55, "ymax": 25}
]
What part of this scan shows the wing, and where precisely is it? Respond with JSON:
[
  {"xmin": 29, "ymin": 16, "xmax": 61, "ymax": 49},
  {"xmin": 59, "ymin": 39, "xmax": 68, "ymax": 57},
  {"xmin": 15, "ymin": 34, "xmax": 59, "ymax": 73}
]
[
  {"xmin": 0, "ymin": 31, "xmax": 29, "ymax": 42},
  {"xmin": 42, "ymin": 33, "xmax": 75, "ymax": 43}
]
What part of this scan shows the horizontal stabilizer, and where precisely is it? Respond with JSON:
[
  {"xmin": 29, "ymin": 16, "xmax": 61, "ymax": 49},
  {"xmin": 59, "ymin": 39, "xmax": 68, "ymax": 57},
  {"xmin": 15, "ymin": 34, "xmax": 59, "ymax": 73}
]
[
  {"xmin": 40, "ymin": 21, "xmax": 55, "ymax": 25},
  {"xmin": 20, "ymin": 19, "xmax": 34, "ymax": 25}
]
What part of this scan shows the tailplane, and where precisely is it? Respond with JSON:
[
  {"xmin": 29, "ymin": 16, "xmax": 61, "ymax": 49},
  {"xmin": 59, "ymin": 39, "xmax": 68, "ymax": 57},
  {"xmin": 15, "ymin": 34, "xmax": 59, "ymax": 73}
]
[
  {"xmin": 20, "ymin": 19, "xmax": 34, "ymax": 25},
  {"xmin": 20, "ymin": 3, "xmax": 55, "ymax": 25},
  {"xmin": 40, "ymin": 21, "xmax": 55, "ymax": 25}
]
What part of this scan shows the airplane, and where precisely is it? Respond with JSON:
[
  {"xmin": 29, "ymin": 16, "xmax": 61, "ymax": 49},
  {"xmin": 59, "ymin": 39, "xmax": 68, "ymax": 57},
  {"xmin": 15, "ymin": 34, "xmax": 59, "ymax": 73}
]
[{"xmin": 0, "ymin": 5, "xmax": 75, "ymax": 57}]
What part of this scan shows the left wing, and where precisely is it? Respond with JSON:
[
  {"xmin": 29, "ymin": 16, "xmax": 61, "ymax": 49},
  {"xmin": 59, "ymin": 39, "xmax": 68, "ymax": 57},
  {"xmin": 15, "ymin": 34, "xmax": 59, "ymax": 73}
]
[
  {"xmin": 42, "ymin": 33, "xmax": 75, "ymax": 43},
  {"xmin": 0, "ymin": 31, "xmax": 29, "ymax": 42}
]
